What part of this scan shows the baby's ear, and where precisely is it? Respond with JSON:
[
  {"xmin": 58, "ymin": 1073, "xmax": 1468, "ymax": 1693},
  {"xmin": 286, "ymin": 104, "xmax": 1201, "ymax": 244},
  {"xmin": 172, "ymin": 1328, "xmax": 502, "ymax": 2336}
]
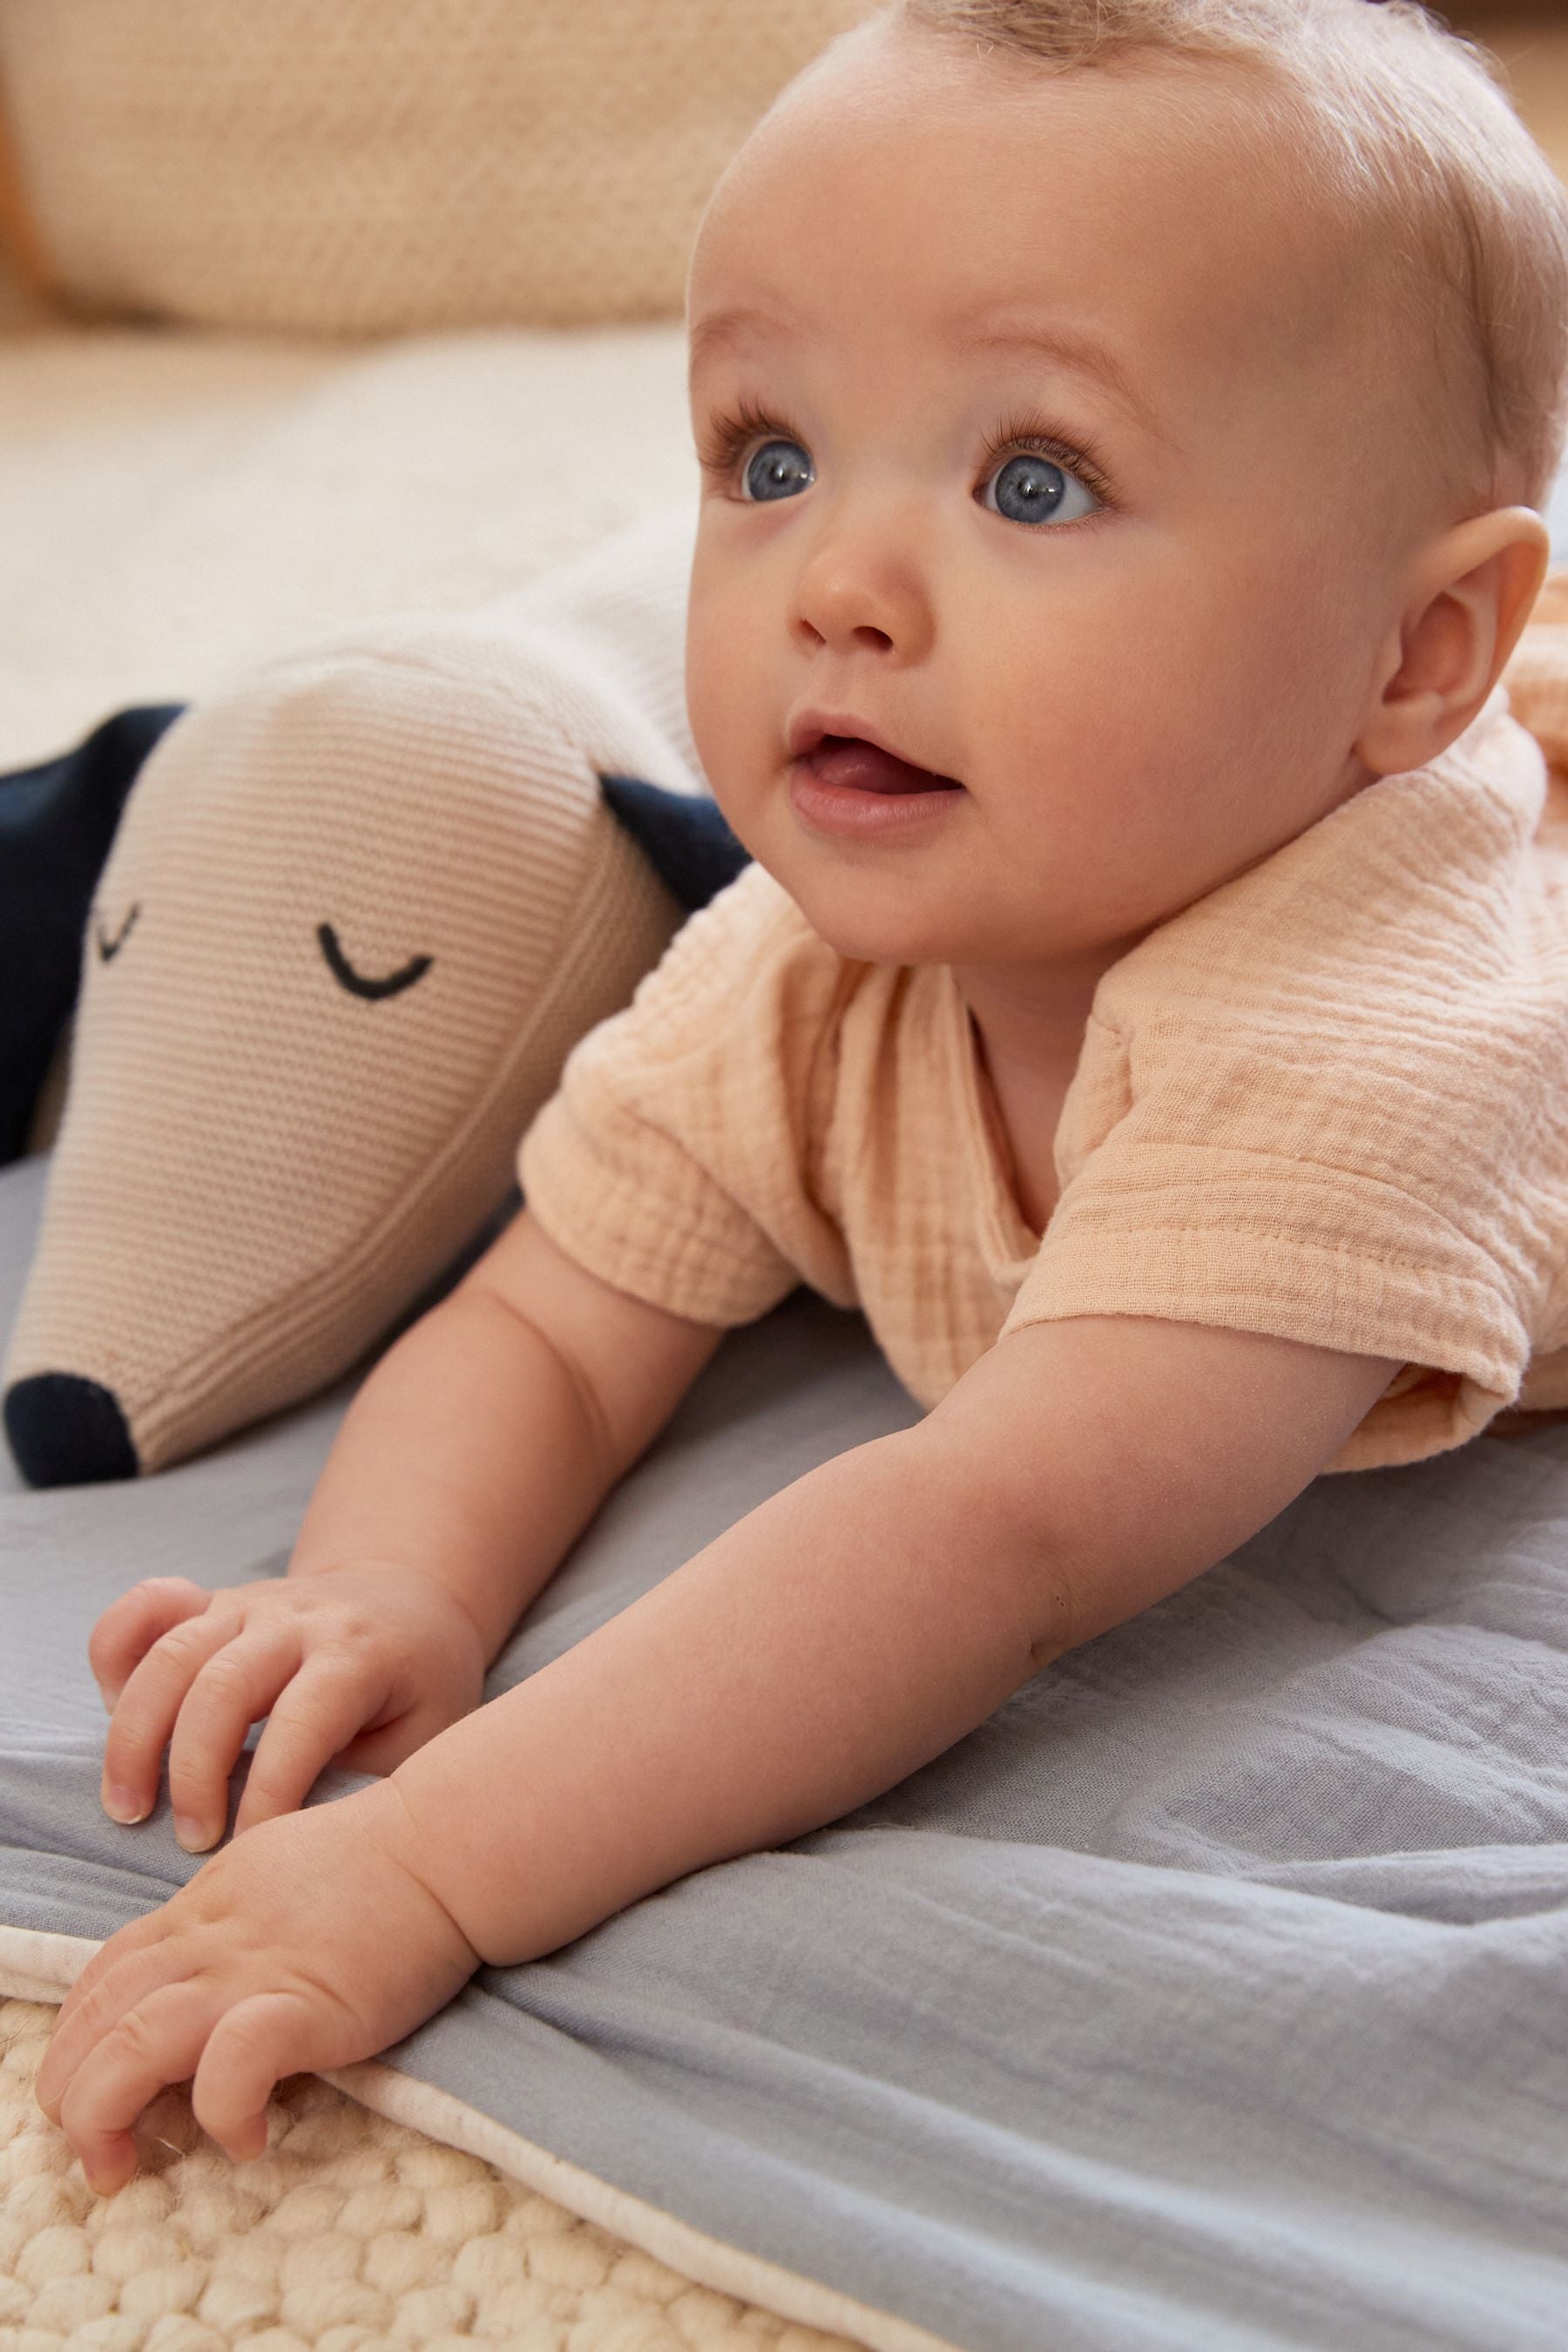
[{"xmin": 1355, "ymin": 506, "xmax": 1551, "ymax": 777}]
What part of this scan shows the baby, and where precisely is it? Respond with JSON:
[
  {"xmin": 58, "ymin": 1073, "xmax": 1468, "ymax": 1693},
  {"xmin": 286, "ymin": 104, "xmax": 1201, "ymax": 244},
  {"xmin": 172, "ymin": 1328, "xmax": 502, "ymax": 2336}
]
[{"xmin": 37, "ymin": 0, "xmax": 1568, "ymax": 2190}]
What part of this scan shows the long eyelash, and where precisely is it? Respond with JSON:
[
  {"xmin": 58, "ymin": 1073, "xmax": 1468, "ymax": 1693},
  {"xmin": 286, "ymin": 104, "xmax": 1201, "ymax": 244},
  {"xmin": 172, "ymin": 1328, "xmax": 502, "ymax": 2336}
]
[
  {"xmin": 696, "ymin": 399, "xmax": 806, "ymax": 482},
  {"xmin": 695, "ymin": 400, "xmax": 1119, "ymax": 509},
  {"xmin": 979, "ymin": 411, "xmax": 1119, "ymax": 510}
]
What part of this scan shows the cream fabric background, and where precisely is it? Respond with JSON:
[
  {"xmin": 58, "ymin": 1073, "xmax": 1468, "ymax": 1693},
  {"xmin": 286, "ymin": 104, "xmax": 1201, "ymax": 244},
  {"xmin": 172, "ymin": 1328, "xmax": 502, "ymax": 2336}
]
[
  {"xmin": 0, "ymin": 322, "xmax": 698, "ymax": 771},
  {"xmin": 0, "ymin": 0, "xmax": 868, "ymax": 335}
]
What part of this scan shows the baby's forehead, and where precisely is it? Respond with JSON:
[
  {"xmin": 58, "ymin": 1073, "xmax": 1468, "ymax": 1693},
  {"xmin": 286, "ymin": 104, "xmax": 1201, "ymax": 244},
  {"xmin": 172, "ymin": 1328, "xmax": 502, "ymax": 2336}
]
[{"xmin": 693, "ymin": 25, "xmax": 1380, "ymax": 422}]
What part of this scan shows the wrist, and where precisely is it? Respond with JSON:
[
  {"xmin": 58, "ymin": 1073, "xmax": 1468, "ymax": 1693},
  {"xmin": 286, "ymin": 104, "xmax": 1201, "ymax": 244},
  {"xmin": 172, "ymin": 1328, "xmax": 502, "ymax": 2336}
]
[
  {"xmin": 287, "ymin": 1551, "xmax": 490, "ymax": 1671},
  {"xmin": 385, "ymin": 1738, "xmax": 518, "ymax": 1966},
  {"xmin": 360, "ymin": 1776, "xmax": 485, "ymax": 1975}
]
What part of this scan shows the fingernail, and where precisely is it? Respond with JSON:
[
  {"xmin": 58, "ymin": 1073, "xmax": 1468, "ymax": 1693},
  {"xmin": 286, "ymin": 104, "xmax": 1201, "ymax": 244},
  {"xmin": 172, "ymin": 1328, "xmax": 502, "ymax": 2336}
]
[
  {"xmin": 173, "ymin": 1815, "xmax": 211, "ymax": 1853},
  {"xmin": 103, "ymin": 1786, "xmax": 148, "ymax": 1826}
]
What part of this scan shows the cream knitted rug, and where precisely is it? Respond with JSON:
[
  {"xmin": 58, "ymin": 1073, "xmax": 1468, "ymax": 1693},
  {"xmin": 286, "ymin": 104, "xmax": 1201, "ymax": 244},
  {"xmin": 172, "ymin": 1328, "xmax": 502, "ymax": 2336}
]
[{"xmin": 0, "ymin": 1998, "xmax": 866, "ymax": 2352}]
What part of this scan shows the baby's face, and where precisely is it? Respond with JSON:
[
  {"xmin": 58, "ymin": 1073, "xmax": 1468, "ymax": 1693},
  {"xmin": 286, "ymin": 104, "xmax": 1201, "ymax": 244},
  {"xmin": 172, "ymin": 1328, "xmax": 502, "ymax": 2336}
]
[{"xmin": 685, "ymin": 15, "xmax": 1429, "ymax": 974}]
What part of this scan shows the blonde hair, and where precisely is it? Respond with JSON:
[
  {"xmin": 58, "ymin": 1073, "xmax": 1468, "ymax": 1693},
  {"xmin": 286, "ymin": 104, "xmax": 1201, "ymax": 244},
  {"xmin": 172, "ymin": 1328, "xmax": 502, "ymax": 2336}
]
[{"xmin": 898, "ymin": 0, "xmax": 1568, "ymax": 510}]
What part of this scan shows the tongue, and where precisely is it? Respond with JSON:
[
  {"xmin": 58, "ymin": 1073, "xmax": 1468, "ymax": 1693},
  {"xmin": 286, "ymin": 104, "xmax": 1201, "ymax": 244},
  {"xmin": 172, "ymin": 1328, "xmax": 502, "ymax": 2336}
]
[{"xmin": 806, "ymin": 737, "xmax": 956, "ymax": 795}]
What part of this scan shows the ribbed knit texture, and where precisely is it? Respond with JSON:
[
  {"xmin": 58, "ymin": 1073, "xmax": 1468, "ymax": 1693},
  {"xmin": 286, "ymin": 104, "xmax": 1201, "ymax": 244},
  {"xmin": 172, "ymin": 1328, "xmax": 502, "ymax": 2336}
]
[
  {"xmin": 521, "ymin": 600, "xmax": 1568, "ymax": 1476},
  {"xmin": 2, "ymin": 514, "xmax": 700, "ymax": 1474},
  {"xmin": 0, "ymin": 0, "xmax": 868, "ymax": 334}
]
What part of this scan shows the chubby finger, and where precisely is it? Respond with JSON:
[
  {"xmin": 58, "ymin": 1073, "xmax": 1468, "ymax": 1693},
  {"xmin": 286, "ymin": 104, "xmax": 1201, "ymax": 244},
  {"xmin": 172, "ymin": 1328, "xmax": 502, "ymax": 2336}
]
[
  {"xmin": 89, "ymin": 1578, "xmax": 212, "ymax": 1713},
  {"xmin": 57, "ymin": 1981, "xmax": 214, "ymax": 2195},
  {"xmin": 233, "ymin": 1657, "xmax": 393, "ymax": 1834},
  {"xmin": 166, "ymin": 1631, "xmax": 304, "ymax": 1854},
  {"xmin": 193, "ymin": 1990, "xmax": 328, "ymax": 2161},
  {"xmin": 100, "ymin": 1608, "xmax": 240, "ymax": 1827},
  {"xmin": 37, "ymin": 1927, "xmax": 187, "ymax": 2124}
]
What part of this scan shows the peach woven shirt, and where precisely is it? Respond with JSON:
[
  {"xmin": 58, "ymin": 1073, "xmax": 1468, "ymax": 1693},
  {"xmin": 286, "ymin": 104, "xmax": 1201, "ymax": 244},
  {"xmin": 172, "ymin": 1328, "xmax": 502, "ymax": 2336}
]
[{"xmin": 520, "ymin": 602, "xmax": 1568, "ymax": 1473}]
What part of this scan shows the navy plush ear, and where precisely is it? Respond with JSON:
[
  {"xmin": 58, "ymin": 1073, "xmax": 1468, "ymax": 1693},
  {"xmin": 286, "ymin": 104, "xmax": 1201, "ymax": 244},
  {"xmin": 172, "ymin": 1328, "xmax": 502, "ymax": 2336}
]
[
  {"xmin": 598, "ymin": 774, "xmax": 751, "ymax": 914},
  {"xmin": 0, "ymin": 704, "xmax": 186, "ymax": 1166},
  {"xmin": 3, "ymin": 1371, "xmax": 139, "ymax": 1486}
]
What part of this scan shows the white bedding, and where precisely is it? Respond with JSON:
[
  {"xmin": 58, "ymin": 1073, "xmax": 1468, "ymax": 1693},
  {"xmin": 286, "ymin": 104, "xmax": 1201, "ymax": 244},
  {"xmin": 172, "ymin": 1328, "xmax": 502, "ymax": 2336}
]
[{"xmin": 0, "ymin": 320, "xmax": 696, "ymax": 768}]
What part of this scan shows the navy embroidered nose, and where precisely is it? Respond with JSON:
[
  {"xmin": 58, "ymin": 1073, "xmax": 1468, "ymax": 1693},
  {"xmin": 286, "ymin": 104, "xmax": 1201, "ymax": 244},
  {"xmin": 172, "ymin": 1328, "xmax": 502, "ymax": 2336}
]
[{"xmin": 3, "ymin": 1372, "xmax": 139, "ymax": 1486}]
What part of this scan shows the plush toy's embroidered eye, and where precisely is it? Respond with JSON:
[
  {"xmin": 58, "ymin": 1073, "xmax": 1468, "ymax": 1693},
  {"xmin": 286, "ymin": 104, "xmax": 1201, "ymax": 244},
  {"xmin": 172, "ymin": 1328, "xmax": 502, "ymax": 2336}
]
[
  {"xmin": 316, "ymin": 923, "xmax": 433, "ymax": 1002},
  {"xmin": 94, "ymin": 904, "xmax": 140, "ymax": 962}
]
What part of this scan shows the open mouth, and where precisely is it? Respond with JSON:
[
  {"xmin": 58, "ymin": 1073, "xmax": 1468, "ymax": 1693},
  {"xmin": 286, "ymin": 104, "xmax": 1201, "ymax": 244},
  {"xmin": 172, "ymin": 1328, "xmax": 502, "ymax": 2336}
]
[{"xmin": 794, "ymin": 734, "xmax": 963, "ymax": 796}]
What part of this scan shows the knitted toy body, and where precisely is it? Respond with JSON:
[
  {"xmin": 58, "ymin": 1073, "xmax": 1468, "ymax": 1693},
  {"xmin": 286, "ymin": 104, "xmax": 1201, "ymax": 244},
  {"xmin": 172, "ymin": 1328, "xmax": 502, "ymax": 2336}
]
[{"xmin": 3, "ymin": 508, "xmax": 725, "ymax": 1482}]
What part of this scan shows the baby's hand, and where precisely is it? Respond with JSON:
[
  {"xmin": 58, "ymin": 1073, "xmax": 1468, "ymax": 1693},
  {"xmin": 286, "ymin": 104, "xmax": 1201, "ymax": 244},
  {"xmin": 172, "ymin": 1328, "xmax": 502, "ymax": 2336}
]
[
  {"xmin": 36, "ymin": 1781, "xmax": 479, "ymax": 2196},
  {"xmin": 91, "ymin": 1565, "xmax": 488, "ymax": 1852}
]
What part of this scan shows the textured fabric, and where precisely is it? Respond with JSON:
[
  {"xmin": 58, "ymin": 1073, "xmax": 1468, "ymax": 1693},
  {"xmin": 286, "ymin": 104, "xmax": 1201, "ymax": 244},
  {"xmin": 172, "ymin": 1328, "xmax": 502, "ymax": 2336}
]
[
  {"xmin": 0, "ymin": 2004, "xmax": 863, "ymax": 2352},
  {"xmin": 0, "ymin": 0, "xmax": 868, "ymax": 335},
  {"xmin": 599, "ymin": 774, "xmax": 752, "ymax": 915},
  {"xmin": 0, "ymin": 115, "xmax": 54, "ymax": 333},
  {"xmin": 5, "ymin": 1148, "xmax": 1568, "ymax": 2351},
  {"xmin": 522, "ymin": 613, "xmax": 1568, "ymax": 1474},
  {"xmin": 2, "ymin": 510, "xmax": 705, "ymax": 1480},
  {"xmin": 0, "ymin": 715, "xmax": 747, "ymax": 1178},
  {"xmin": 0, "ymin": 253, "xmax": 39, "ymax": 334},
  {"xmin": 0, "ymin": 705, "xmax": 182, "ymax": 1166},
  {"xmin": 0, "ymin": 322, "xmax": 697, "ymax": 773}
]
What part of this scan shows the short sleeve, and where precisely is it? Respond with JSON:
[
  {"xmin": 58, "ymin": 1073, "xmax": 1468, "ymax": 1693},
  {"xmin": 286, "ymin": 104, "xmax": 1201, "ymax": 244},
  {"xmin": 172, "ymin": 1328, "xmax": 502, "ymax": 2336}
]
[
  {"xmin": 999, "ymin": 699, "xmax": 1568, "ymax": 1470},
  {"xmin": 517, "ymin": 862, "xmax": 854, "ymax": 1327},
  {"xmin": 1001, "ymin": 1017, "xmax": 1537, "ymax": 1465}
]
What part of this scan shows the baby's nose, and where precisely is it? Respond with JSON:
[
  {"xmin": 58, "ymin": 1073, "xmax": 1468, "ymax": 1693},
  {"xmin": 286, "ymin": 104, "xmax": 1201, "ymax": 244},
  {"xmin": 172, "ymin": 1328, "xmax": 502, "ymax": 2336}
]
[{"xmin": 789, "ymin": 528, "xmax": 934, "ymax": 663}]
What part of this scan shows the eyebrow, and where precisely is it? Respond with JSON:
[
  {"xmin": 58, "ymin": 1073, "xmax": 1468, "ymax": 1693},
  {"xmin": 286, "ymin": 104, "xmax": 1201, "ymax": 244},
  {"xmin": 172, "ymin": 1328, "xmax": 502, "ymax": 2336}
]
[
  {"xmin": 689, "ymin": 301, "xmax": 1165, "ymax": 444},
  {"xmin": 951, "ymin": 310, "xmax": 1166, "ymax": 443},
  {"xmin": 687, "ymin": 305, "xmax": 794, "ymax": 374}
]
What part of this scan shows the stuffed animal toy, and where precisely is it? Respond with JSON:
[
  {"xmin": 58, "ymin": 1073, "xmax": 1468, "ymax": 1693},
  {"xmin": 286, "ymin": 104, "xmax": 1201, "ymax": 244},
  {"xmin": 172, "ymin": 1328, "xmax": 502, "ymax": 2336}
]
[{"xmin": 2, "ymin": 504, "xmax": 753, "ymax": 1485}]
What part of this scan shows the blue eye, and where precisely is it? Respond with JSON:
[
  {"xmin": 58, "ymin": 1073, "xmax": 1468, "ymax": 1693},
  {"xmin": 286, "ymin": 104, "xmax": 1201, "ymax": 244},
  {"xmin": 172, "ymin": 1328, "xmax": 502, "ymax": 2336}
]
[
  {"xmin": 742, "ymin": 438, "xmax": 814, "ymax": 503},
  {"xmin": 982, "ymin": 450, "xmax": 1098, "ymax": 528}
]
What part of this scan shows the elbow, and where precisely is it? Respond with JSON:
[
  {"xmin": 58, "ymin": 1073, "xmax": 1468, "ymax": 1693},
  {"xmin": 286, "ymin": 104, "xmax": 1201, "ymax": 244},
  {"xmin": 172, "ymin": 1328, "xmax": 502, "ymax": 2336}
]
[{"xmin": 885, "ymin": 1419, "xmax": 1080, "ymax": 1680}]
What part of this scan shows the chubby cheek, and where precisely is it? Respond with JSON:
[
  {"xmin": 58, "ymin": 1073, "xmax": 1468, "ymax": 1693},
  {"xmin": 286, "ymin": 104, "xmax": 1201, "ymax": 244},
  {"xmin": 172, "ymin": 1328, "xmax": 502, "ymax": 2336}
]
[
  {"xmin": 685, "ymin": 556, "xmax": 782, "ymax": 838},
  {"xmin": 978, "ymin": 577, "xmax": 1337, "ymax": 930},
  {"xmin": 967, "ymin": 615, "xmax": 1207, "ymax": 924}
]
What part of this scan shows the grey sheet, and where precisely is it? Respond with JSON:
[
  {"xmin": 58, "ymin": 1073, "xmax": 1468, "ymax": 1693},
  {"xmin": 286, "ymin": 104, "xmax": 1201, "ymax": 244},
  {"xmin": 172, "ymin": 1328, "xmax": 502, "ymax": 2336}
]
[{"xmin": 3, "ymin": 1146, "xmax": 1568, "ymax": 2351}]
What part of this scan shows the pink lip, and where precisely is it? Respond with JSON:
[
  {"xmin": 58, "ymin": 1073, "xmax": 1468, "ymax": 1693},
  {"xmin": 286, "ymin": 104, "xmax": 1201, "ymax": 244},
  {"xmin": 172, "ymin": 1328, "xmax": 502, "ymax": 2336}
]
[
  {"xmin": 787, "ymin": 763, "xmax": 964, "ymax": 840},
  {"xmin": 784, "ymin": 708, "xmax": 965, "ymax": 843},
  {"xmin": 786, "ymin": 707, "xmax": 955, "ymax": 777}
]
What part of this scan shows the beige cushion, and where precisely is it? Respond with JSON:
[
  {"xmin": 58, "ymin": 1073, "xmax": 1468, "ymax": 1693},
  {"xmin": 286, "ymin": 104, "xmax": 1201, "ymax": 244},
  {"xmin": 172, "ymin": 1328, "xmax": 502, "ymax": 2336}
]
[
  {"xmin": 0, "ymin": 0, "xmax": 867, "ymax": 334},
  {"xmin": 0, "ymin": 243, "xmax": 46, "ymax": 334},
  {"xmin": 0, "ymin": 64, "xmax": 57, "ymax": 332}
]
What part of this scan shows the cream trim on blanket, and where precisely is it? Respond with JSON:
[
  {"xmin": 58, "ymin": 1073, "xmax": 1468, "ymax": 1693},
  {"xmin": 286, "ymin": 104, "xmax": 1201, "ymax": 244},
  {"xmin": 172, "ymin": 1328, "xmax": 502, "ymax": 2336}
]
[{"xmin": 0, "ymin": 1920, "xmax": 961, "ymax": 2352}]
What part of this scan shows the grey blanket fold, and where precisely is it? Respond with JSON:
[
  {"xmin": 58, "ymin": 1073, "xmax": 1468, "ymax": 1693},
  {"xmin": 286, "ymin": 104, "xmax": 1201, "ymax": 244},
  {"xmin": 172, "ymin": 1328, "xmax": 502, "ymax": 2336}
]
[{"xmin": 3, "ymin": 1151, "xmax": 1565, "ymax": 2351}]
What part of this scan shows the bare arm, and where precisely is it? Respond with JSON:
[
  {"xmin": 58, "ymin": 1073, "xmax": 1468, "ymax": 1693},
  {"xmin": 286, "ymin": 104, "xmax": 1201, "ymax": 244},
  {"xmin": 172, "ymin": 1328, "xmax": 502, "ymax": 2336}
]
[
  {"xmin": 285, "ymin": 1206, "xmax": 727, "ymax": 1657},
  {"xmin": 91, "ymin": 1209, "xmax": 725, "ymax": 1840},
  {"xmin": 43, "ymin": 1308, "xmax": 1401, "ymax": 2186},
  {"xmin": 389, "ymin": 1314, "xmax": 1402, "ymax": 1962}
]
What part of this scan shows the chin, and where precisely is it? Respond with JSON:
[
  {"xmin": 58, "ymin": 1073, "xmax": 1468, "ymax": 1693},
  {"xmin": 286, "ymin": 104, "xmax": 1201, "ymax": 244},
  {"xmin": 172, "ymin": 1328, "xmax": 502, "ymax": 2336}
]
[
  {"xmin": 783, "ymin": 869, "xmax": 969, "ymax": 967},
  {"xmin": 731, "ymin": 800, "xmax": 969, "ymax": 964}
]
